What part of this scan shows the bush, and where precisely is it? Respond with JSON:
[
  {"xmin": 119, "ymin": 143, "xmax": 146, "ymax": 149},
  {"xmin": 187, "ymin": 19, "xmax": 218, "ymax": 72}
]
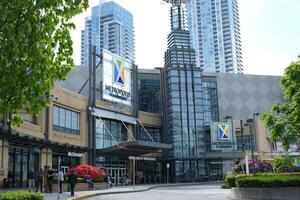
[
  {"xmin": 67, "ymin": 164, "xmax": 106, "ymax": 181},
  {"xmin": 236, "ymin": 174, "xmax": 300, "ymax": 188},
  {"xmin": 224, "ymin": 174, "xmax": 253, "ymax": 188},
  {"xmin": 0, "ymin": 191, "xmax": 44, "ymax": 200},
  {"xmin": 224, "ymin": 175, "xmax": 236, "ymax": 187},
  {"xmin": 273, "ymin": 157, "xmax": 295, "ymax": 173}
]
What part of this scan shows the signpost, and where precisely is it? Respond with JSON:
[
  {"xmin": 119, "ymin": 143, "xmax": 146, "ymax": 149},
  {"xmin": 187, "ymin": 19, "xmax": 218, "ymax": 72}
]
[{"xmin": 57, "ymin": 156, "xmax": 61, "ymax": 200}]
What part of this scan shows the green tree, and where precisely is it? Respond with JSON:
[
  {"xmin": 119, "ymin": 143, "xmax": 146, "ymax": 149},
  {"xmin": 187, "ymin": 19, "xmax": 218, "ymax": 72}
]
[
  {"xmin": 0, "ymin": 0, "xmax": 88, "ymax": 126},
  {"xmin": 261, "ymin": 56, "xmax": 300, "ymax": 151}
]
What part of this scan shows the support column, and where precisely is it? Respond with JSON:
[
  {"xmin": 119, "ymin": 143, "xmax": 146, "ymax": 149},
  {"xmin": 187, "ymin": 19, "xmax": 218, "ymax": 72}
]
[
  {"xmin": 0, "ymin": 140, "xmax": 9, "ymax": 188},
  {"xmin": 40, "ymin": 148, "xmax": 52, "ymax": 168}
]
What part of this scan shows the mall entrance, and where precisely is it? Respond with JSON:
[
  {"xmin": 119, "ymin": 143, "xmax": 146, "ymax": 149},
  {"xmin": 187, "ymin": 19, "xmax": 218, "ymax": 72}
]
[
  {"xmin": 8, "ymin": 145, "xmax": 39, "ymax": 188},
  {"xmin": 107, "ymin": 167, "xmax": 127, "ymax": 185}
]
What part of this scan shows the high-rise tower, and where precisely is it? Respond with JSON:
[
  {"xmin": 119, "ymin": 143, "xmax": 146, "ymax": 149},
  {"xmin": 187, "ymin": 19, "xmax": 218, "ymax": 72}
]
[
  {"xmin": 162, "ymin": 0, "xmax": 206, "ymax": 182},
  {"xmin": 186, "ymin": 0, "xmax": 243, "ymax": 73},
  {"xmin": 81, "ymin": 1, "xmax": 135, "ymax": 66}
]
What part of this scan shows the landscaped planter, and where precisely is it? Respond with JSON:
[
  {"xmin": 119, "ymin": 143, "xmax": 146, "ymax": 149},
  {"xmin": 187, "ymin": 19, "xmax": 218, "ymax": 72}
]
[
  {"xmin": 231, "ymin": 187, "xmax": 300, "ymax": 200},
  {"xmin": 52, "ymin": 182, "xmax": 107, "ymax": 192}
]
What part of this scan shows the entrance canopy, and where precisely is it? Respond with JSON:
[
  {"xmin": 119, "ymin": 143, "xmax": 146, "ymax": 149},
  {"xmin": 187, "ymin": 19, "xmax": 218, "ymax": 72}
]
[{"xmin": 96, "ymin": 140, "xmax": 172, "ymax": 156}]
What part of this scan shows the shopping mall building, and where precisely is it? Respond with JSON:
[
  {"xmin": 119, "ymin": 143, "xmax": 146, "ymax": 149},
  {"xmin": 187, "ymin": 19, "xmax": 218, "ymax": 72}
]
[{"xmin": 0, "ymin": 49, "xmax": 285, "ymax": 187}]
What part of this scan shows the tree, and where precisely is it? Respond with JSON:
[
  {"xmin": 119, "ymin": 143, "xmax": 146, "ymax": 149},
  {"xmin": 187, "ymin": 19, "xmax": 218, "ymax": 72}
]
[
  {"xmin": 0, "ymin": 0, "xmax": 88, "ymax": 126},
  {"xmin": 261, "ymin": 56, "xmax": 300, "ymax": 151}
]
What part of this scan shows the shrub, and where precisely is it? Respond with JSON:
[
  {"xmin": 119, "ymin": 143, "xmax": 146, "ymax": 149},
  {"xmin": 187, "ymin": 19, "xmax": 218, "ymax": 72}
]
[
  {"xmin": 224, "ymin": 174, "xmax": 254, "ymax": 188},
  {"xmin": 273, "ymin": 157, "xmax": 295, "ymax": 173},
  {"xmin": 67, "ymin": 164, "xmax": 106, "ymax": 181},
  {"xmin": 0, "ymin": 191, "xmax": 44, "ymax": 200},
  {"xmin": 224, "ymin": 175, "xmax": 236, "ymax": 187},
  {"xmin": 236, "ymin": 174, "xmax": 300, "ymax": 188}
]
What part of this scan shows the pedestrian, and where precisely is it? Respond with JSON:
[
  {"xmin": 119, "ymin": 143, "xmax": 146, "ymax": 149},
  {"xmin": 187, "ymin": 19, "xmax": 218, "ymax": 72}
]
[
  {"xmin": 125, "ymin": 175, "xmax": 129, "ymax": 186},
  {"xmin": 47, "ymin": 168, "xmax": 54, "ymax": 193},
  {"xmin": 108, "ymin": 175, "xmax": 112, "ymax": 187},
  {"xmin": 68, "ymin": 169, "xmax": 77, "ymax": 196},
  {"xmin": 36, "ymin": 168, "xmax": 44, "ymax": 192},
  {"xmin": 28, "ymin": 168, "xmax": 35, "ymax": 192},
  {"xmin": 85, "ymin": 173, "xmax": 94, "ymax": 190},
  {"xmin": 58, "ymin": 169, "xmax": 64, "ymax": 193}
]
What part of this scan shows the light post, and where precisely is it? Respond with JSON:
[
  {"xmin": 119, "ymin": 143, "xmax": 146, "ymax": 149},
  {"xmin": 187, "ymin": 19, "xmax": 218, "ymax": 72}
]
[
  {"xmin": 57, "ymin": 156, "xmax": 61, "ymax": 200},
  {"xmin": 252, "ymin": 113, "xmax": 260, "ymax": 153},
  {"xmin": 244, "ymin": 121, "xmax": 254, "ymax": 161}
]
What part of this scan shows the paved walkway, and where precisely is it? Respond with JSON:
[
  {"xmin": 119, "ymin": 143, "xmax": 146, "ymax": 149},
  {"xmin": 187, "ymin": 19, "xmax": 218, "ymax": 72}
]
[
  {"xmin": 85, "ymin": 184, "xmax": 230, "ymax": 200},
  {"xmin": 44, "ymin": 182, "xmax": 224, "ymax": 200},
  {"xmin": 44, "ymin": 185, "xmax": 153, "ymax": 200}
]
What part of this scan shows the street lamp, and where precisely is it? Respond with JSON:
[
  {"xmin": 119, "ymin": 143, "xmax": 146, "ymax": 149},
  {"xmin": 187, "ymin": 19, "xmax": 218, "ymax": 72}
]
[
  {"xmin": 252, "ymin": 113, "xmax": 260, "ymax": 153},
  {"xmin": 244, "ymin": 121, "xmax": 254, "ymax": 161}
]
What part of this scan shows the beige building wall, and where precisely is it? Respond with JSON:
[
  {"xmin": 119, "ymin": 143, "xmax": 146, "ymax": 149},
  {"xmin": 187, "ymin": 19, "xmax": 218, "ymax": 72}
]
[
  {"xmin": 233, "ymin": 119, "xmax": 277, "ymax": 160},
  {"xmin": 0, "ymin": 83, "xmax": 164, "ymax": 187}
]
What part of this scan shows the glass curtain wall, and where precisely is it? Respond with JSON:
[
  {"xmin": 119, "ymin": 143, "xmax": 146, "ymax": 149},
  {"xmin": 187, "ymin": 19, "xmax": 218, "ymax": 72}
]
[{"xmin": 96, "ymin": 118, "xmax": 127, "ymax": 149}]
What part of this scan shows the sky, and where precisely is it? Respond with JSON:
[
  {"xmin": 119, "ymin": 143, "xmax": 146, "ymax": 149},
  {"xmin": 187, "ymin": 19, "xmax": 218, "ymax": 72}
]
[{"xmin": 70, "ymin": 0, "xmax": 300, "ymax": 76}]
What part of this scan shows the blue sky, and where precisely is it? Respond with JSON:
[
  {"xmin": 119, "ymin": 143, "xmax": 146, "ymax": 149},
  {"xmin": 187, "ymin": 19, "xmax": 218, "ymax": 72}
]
[
  {"xmin": 71, "ymin": 0, "xmax": 300, "ymax": 76},
  {"xmin": 240, "ymin": 0, "xmax": 300, "ymax": 75}
]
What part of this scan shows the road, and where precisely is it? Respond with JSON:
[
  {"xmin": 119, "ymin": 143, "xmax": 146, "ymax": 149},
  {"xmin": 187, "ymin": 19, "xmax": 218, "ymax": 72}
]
[{"xmin": 86, "ymin": 184, "xmax": 230, "ymax": 200}]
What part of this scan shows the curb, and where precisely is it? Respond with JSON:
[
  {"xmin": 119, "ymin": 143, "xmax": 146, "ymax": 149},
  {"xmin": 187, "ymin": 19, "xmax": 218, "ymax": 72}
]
[{"xmin": 68, "ymin": 181, "xmax": 223, "ymax": 200}]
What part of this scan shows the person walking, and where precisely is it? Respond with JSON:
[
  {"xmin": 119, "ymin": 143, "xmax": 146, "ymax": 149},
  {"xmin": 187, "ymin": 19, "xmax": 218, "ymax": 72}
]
[
  {"xmin": 36, "ymin": 168, "xmax": 44, "ymax": 192},
  {"xmin": 47, "ymin": 168, "xmax": 54, "ymax": 193},
  {"xmin": 85, "ymin": 173, "xmax": 94, "ymax": 190},
  {"xmin": 68, "ymin": 170, "xmax": 77, "ymax": 197},
  {"xmin": 58, "ymin": 169, "xmax": 64, "ymax": 193},
  {"xmin": 28, "ymin": 168, "xmax": 35, "ymax": 192}
]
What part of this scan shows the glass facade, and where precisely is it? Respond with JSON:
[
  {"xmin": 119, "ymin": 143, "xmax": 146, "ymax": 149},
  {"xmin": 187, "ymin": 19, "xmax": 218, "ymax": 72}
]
[
  {"xmin": 186, "ymin": 0, "xmax": 243, "ymax": 73},
  {"xmin": 138, "ymin": 126, "xmax": 161, "ymax": 143},
  {"xmin": 95, "ymin": 118, "xmax": 127, "ymax": 149},
  {"xmin": 8, "ymin": 145, "xmax": 39, "ymax": 188},
  {"xmin": 138, "ymin": 71, "xmax": 162, "ymax": 114},
  {"xmin": 81, "ymin": 1, "xmax": 135, "ymax": 66},
  {"xmin": 53, "ymin": 105, "xmax": 80, "ymax": 135}
]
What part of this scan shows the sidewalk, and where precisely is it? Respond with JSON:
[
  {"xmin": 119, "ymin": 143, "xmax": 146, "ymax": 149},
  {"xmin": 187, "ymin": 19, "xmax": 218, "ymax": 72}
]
[
  {"xmin": 44, "ymin": 185, "xmax": 158, "ymax": 200},
  {"xmin": 44, "ymin": 182, "xmax": 223, "ymax": 200}
]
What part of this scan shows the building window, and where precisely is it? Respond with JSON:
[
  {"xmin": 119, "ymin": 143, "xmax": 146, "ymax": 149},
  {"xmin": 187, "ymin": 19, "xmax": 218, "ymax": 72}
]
[{"xmin": 53, "ymin": 105, "xmax": 80, "ymax": 135}]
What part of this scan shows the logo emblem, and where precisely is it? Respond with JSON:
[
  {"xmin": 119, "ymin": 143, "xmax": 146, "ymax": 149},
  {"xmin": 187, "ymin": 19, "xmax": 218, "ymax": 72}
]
[
  {"xmin": 114, "ymin": 59, "xmax": 125, "ymax": 85},
  {"xmin": 218, "ymin": 123, "xmax": 230, "ymax": 140}
]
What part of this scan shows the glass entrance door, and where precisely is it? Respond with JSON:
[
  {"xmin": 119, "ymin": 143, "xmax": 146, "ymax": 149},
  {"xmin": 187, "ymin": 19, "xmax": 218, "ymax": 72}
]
[
  {"xmin": 107, "ymin": 168, "xmax": 127, "ymax": 186},
  {"xmin": 8, "ymin": 145, "xmax": 39, "ymax": 188}
]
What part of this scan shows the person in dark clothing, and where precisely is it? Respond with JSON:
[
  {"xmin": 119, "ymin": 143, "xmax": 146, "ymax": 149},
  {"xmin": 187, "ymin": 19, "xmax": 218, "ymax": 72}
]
[
  {"xmin": 47, "ymin": 168, "xmax": 54, "ymax": 193},
  {"xmin": 28, "ymin": 168, "xmax": 35, "ymax": 192},
  {"xmin": 68, "ymin": 170, "xmax": 77, "ymax": 196},
  {"xmin": 36, "ymin": 168, "xmax": 44, "ymax": 192}
]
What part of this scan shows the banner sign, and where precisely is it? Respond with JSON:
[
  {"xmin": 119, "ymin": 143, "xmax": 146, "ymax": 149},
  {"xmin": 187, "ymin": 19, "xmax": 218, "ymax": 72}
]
[
  {"xmin": 102, "ymin": 49, "xmax": 132, "ymax": 106},
  {"xmin": 210, "ymin": 122, "xmax": 235, "ymax": 151},
  {"xmin": 128, "ymin": 156, "xmax": 156, "ymax": 161}
]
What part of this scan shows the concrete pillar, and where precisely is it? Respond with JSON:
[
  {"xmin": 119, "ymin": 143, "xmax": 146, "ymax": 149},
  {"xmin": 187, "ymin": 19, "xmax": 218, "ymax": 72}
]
[
  {"xmin": 127, "ymin": 124, "xmax": 134, "ymax": 141},
  {"xmin": 40, "ymin": 148, "xmax": 52, "ymax": 168},
  {"xmin": 81, "ymin": 152, "xmax": 88, "ymax": 165},
  {"xmin": 0, "ymin": 140, "xmax": 9, "ymax": 188}
]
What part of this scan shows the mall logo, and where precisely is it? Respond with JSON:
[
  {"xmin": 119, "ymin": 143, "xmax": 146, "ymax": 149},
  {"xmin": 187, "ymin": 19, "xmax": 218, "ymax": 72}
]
[
  {"xmin": 218, "ymin": 123, "xmax": 230, "ymax": 140},
  {"xmin": 114, "ymin": 59, "xmax": 125, "ymax": 85}
]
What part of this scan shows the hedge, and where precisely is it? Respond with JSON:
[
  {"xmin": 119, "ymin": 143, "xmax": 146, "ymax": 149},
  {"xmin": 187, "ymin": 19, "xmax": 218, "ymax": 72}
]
[
  {"xmin": 0, "ymin": 191, "xmax": 44, "ymax": 200},
  {"xmin": 224, "ymin": 174, "xmax": 253, "ymax": 188},
  {"xmin": 236, "ymin": 175, "xmax": 300, "ymax": 188}
]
